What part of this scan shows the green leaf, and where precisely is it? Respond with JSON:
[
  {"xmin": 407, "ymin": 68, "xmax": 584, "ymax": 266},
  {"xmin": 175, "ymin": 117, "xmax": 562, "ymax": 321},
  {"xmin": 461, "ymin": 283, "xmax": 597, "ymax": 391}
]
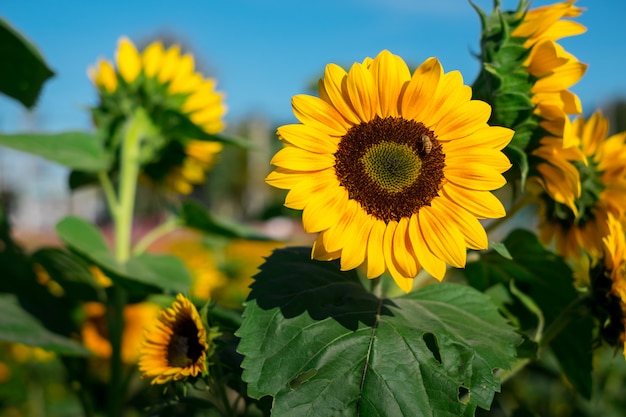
[
  {"xmin": 180, "ymin": 200, "xmax": 272, "ymax": 241},
  {"xmin": 0, "ymin": 18, "xmax": 54, "ymax": 108},
  {"xmin": 0, "ymin": 294, "xmax": 90, "ymax": 356},
  {"xmin": 55, "ymin": 216, "xmax": 191, "ymax": 294},
  {"xmin": 237, "ymin": 247, "xmax": 520, "ymax": 416},
  {"xmin": 0, "ymin": 131, "xmax": 110, "ymax": 172},
  {"xmin": 463, "ymin": 229, "xmax": 593, "ymax": 398},
  {"xmin": 489, "ymin": 241, "xmax": 512, "ymax": 260},
  {"xmin": 158, "ymin": 109, "xmax": 254, "ymax": 149}
]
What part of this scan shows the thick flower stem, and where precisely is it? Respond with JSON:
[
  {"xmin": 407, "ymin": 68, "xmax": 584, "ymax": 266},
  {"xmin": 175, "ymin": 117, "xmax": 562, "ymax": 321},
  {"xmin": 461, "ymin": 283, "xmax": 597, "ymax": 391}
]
[{"xmin": 103, "ymin": 108, "xmax": 150, "ymax": 417}]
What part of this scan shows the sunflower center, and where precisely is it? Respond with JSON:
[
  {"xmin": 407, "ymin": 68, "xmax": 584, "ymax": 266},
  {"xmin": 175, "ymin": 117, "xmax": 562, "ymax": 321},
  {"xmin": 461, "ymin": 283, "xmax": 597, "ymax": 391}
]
[
  {"xmin": 167, "ymin": 315, "xmax": 204, "ymax": 368},
  {"xmin": 361, "ymin": 142, "xmax": 422, "ymax": 192},
  {"xmin": 335, "ymin": 116, "xmax": 445, "ymax": 222}
]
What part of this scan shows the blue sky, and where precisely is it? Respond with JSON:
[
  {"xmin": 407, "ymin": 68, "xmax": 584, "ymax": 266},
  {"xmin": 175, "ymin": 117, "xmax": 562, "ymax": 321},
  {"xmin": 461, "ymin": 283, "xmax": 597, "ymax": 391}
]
[{"xmin": 1, "ymin": 0, "xmax": 625, "ymax": 133}]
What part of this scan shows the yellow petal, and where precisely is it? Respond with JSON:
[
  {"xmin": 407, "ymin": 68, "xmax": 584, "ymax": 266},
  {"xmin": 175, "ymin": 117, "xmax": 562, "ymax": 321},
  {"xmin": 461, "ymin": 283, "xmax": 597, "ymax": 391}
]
[
  {"xmin": 370, "ymin": 50, "xmax": 410, "ymax": 117},
  {"xmin": 383, "ymin": 221, "xmax": 414, "ymax": 293},
  {"xmin": 391, "ymin": 216, "xmax": 420, "ymax": 278},
  {"xmin": 340, "ymin": 210, "xmax": 374, "ymax": 271},
  {"xmin": 116, "ymin": 37, "xmax": 141, "ymax": 83},
  {"xmin": 433, "ymin": 100, "xmax": 491, "ymax": 139},
  {"xmin": 346, "ymin": 62, "xmax": 377, "ymax": 122},
  {"xmin": 270, "ymin": 145, "xmax": 335, "ymax": 171},
  {"xmin": 400, "ymin": 57, "xmax": 442, "ymax": 122},
  {"xmin": 366, "ymin": 219, "xmax": 387, "ymax": 279},
  {"xmin": 158, "ymin": 45, "xmax": 182, "ymax": 83},
  {"xmin": 142, "ymin": 41, "xmax": 164, "ymax": 78},
  {"xmin": 320, "ymin": 63, "xmax": 359, "ymax": 124},
  {"xmin": 418, "ymin": 206, "xmax": 466, "ymax": 268},
  {"xmin": 277, "ymin": 123, "xmax": 339, "ymax": 154},
  {"xmin": 440, "ymin": 183, "xmax": 506, "ymax": 219},
  {"xmin": 292, "ymin": 95, "xmax": 350, "ymax": 136},
  {"xmin": 408, "ymin": 214, "xmax": 447, "ymax": 280},
  {"xmin": 432, "ymin": 199, "xmax": 488, "ymax": 250}
]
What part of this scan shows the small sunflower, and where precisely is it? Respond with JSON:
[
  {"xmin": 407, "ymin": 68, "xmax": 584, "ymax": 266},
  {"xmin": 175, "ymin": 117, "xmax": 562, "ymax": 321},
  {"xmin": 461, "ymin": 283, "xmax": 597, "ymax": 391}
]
[
  {"xmin": 537, "ymin": 112, "xmax": 626, "ymax": 259},
  {"xmin": 599, "ymin": 214, "xmax": 626, "ymax": 357},
  {"xmin": 266, "ymin": 50, "xmax": 513, "ymax": 292},
  {"xmin": 139, "ymin": 294, "xmax": 209, "ymax": 384},
  {"xmin": 89, "ymin": 37, "xmax": 227, "ymax": 194}
]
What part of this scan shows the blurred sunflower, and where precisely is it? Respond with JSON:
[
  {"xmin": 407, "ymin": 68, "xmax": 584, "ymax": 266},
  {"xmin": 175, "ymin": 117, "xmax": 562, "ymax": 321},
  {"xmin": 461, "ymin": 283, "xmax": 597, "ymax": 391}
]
[
  {"xmin": 81, "ymin": 301, "xmax": 161, "ymax": 364},
  {"xmin": 266, "ymin": 50, "xmax": 513, "ymax": 292},
  {"xmin": 139, "ymin": 294, "xmax": 210, "ymax": 384},
  {"xmin": 514, "ymin": 0, "xmax": 588, "ymax": 211},
  {"xmin": 537, "ymin": 112, "xmax": 626, "ymax": 259},
  {"xmin": 89, "ymin": 37, "xmax": 227, "ymax": 194}
]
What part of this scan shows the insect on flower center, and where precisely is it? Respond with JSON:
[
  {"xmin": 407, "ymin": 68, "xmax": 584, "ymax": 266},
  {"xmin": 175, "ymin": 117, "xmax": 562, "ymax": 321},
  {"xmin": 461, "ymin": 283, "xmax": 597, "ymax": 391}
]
[
  {"xmin": 167, "ymin": 315, "xmax": 204, "ymax": 367},
  {"xmin": 335, "ymin": 116, "xmax": 445, "ymax": 222}
]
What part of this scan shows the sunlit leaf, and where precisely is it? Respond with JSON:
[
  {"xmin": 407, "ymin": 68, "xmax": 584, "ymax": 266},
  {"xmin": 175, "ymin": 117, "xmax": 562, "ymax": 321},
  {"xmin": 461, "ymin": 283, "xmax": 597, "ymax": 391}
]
[
  {"xmin": 237, "ymin": 247, "xmax": 520, "ymax": 416},
  {"xmin": 0, "ymin": 294, "xmax": 90, "ymax": 356},
  {"xmin": 0, "ymin": 131, "xmax": 110, "ymax": 172},
  {"xmin": 0, "ymin": 18, "xmax": 54, "ymax": 108}
]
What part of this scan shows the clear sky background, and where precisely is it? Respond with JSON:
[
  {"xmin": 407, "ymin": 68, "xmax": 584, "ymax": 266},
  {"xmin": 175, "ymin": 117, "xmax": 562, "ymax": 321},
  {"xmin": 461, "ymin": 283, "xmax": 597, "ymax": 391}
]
[{"xmin": 1, "ymin": 0, "xmax": 625, "ymax": 132}]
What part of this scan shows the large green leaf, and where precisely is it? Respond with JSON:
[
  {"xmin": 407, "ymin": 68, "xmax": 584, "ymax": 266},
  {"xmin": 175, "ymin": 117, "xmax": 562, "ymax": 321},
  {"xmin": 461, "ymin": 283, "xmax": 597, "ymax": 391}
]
[
  {"xmin": 180, "ymin": 200, "xmax": 272, "ymax": 241},
  {"xmin": 0, "ymin": 18, "xmax": 54, "ymax": 108},
  {"xmin": 0, "ymin": 294, "xmax": 90, "ymax": 356},
  {"xmin": 0, "ymin": 131, "xmax": 110, "ymax": 172},
  {"xmin": 237, "ymin": 247, "xmax": 520, "ymax": 417},
  {"xmin": 55, "ymin": 216, "xmax": 191, "ymax": 294},
  {"xmin": 463, "ymin": 229, "xmax": 593, "ymax": 398}
]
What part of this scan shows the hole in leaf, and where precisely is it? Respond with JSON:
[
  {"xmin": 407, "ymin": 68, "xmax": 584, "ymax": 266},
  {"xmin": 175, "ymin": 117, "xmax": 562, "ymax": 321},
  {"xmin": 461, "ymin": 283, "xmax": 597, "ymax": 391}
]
[
  {"xmin": 458, "ymin": 386, "xmax": 470, "ymax": 403},
  {"xmin": 423, "ymin": 332, "xmax": 441, "ymax": 364},
  {"xmin": 288, "ymin": 368, "xmax": 318, "ymax": 390}
]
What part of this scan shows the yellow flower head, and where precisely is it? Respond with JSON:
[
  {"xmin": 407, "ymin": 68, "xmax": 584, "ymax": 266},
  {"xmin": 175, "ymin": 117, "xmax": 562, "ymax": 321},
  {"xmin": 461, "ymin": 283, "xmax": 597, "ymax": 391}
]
[
  {"xmin": 514, "ymin": 1, "xmax": 587, "ymax": 219},
  {"xmin": 139, "ymin": 294, "xmax": 209, "ymax": 384},
  {"xmin": 88, "ymin": 37, "xmax": 227, "ymax": 194},
  {"xmin": 266, "ymin": 50, "xmax": 513, "ymax": 292},
  {"xmin": 537, "ymin": 112, "xmax": 626, "ymax": 260}
]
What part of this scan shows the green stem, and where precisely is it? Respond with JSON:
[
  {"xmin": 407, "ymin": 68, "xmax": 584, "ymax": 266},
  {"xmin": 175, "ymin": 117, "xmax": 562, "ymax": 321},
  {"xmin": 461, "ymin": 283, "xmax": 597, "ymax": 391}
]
[
  {"xmin": 105, "ymin": 108, "xmax": 151, "ymax": 417},
  {"xmin": 132, "ymin": 216, "xmax": 180, "ymax": 256},
  {"xmin": 98, "ymin": 171, "xmax": 119, "ymax": 217}
]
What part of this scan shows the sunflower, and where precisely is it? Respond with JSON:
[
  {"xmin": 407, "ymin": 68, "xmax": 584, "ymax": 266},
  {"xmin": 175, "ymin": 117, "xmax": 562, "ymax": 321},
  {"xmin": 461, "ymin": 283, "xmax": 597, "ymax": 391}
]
[
  {"xmin": 537, "ymin": 112, "xmax": 626, "ymax": 259},
  {"xmin": 513, "ymin": 0, "xmax": 588, "ymax": 222},
  {"xmin": 89, "ymin": 37, "xmax": 227, "ymax": 194},
  {"xmin": 139, "ymin": 294, "xmax": 209, "ymax": 384},
  {"xmin": 599, "ymin": 214, "xmax": 626, "ymax": 357},
  {"xmin": 266, "ymin": 50, "xmax": 513, "ymax": 292}
]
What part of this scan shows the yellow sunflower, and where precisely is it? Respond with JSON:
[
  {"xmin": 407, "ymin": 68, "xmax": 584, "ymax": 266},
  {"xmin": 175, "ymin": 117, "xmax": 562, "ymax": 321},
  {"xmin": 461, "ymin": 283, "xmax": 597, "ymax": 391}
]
[
  {"xmin": 89, "ymin": 37, "xmax": 227, "ymax": 194},
  {"xmin": 139, "ymin": 294, "xmax": 209, "ymax": 384},
  {"xmin": 537, "ymin": 112, "xmax": 626, "ymax": 259},
  {"xmin": 601, "ymin": 214, "xmax": 626, "ymax": 358},
  {"xmin": 266, "ymin": 50, "xmax": 513, "ymax": 292},
  {"xmin": 511, "ymin": 0, "xmax": 588, "ymax": 219}
]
